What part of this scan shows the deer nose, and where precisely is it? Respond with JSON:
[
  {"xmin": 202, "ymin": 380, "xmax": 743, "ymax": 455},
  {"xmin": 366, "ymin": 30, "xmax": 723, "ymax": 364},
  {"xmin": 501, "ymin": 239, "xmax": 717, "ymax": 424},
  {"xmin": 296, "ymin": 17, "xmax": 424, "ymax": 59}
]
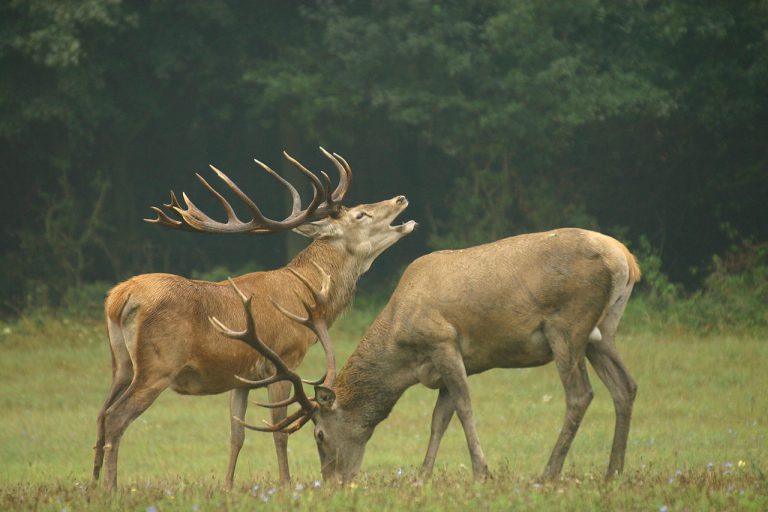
[{"xmin": 395, "ymin": 195, "xmax": 407, "ymax": 204}]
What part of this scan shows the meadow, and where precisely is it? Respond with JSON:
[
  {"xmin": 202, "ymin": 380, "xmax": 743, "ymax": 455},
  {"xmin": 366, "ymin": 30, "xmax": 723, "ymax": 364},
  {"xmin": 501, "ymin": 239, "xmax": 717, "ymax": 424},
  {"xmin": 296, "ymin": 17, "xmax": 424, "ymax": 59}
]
[{"xmin": 1, "ymin": 301, "xmax": 766, "ymax": 511}]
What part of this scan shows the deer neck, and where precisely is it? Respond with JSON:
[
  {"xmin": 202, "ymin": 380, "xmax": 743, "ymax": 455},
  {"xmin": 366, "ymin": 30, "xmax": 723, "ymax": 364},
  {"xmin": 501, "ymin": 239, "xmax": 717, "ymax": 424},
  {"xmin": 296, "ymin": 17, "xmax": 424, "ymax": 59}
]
[
  {"xmin": 286, "ymin": 240, "xmax": 364, "ymax": 324},
  {"xmin": 333, "ymin": 314, "xmax": 418, "ymax": 430}
]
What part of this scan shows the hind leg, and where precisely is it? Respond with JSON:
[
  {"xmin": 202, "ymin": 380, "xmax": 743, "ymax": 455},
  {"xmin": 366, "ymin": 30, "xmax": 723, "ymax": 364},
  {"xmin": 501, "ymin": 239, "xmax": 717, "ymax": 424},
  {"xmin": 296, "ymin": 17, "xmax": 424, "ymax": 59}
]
[
  {"xmin": 587, "ymin": 340, "xmax": 636, "ymax": 477},
  {"xmin": 541, "ymin": 324, "xmax": 594, "ymax": 481},
  {"xmin": 587, "ymin": 289, "xmax": 637, "ymax": 477},
  {"xmin": 93, "ymin": 360, "xmax": 133, "ymax": 481},
  {"xmin": 93, "ymin": 322, "xmax": 134, "ymax": 482},
  {"xmin": 101, "ymin": 371, "xmax": 169, "ymax": 491}
]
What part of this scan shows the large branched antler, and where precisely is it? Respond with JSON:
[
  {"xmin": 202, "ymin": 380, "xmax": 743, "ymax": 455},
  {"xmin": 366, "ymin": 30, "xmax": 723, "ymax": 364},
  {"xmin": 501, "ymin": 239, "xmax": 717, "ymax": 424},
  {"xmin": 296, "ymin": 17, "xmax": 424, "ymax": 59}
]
[
  {"xmin": 208, "ymin": 263, "xmax": 335, "ymax": 433},
  {"xmin": 145, "ymin": 148, "xmax": 352, "ymax": 235}
]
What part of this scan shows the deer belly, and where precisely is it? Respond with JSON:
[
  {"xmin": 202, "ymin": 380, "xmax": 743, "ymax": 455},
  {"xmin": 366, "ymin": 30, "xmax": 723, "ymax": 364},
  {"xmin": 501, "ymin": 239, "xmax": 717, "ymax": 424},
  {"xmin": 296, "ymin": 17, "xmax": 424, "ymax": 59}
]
[
  {"xmin": 461, "ymin": 329, "xmax": 554, "ymax": 373},
  {"xmin": 170, "ymin": 365, "xmax": 246, "ymax": 395}
]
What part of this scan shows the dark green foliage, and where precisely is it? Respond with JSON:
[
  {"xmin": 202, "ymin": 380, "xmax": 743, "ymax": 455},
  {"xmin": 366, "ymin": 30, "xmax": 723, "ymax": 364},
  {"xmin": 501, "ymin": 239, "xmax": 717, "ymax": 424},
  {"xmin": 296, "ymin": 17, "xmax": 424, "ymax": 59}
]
[
  {"xmin": 190, "ymin": 260, "xmax": 264, "ymax": 283},
  {"xmin": 626, "ymin": 238, "xmax": 768, "ymax": 335},
  {"xmin": 1, "ymin": 0, "xmax": 767, "ymax": 319}
]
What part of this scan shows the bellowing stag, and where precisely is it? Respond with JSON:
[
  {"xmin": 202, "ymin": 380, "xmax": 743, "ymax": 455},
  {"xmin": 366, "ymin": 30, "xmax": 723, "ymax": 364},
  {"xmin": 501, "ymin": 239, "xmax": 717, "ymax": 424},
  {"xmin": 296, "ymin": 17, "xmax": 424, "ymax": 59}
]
[{"xmin": 92, "ymin": 148, "xmax": 416, "ymax": 491}]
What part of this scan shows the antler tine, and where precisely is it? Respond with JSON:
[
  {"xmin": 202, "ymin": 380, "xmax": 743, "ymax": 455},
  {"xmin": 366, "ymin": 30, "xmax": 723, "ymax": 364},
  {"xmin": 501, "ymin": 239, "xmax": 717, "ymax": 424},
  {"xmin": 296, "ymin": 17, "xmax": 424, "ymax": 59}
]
[
  {"xmin": 320, "ymin": 170, "xmax": 333, "ymax": 206},
  {"xmin": 144, "ymin": 191, "xmax": 198, "ymax": 231},
  {"xmin": 251, "ymin": 395, "xmax": 298, "ymax": 408},
  {"xmin": 287, "ymin": 263, "xmax": 330, "ymax": 307},
  {"xmin": 234, "ymin": 407, "xmax": 315, "ymax": 434},
  {"xmin": 207, "ymin": 164, "xmax": 273, "ymax": 227},
  {"xmin": 301, "ymin": 372, "xmax": 327, "ymax": 385},
  {"xmin": 281, "ymin": 151, "xmax": 326, "ymax": 216},
  {"xmin": 312, "ymin": 261, "xmax": 332, "ymax": 297},
  {"xmin": 319, "ymin": 147, "xmax": 352, "ymax": 203},
  {"xmin": 195, "ymin": 172, "xmax": 241, "ymax": 223},
  {"xmin": 332, "ymin": 151, "xmax": 353, "ymax": 176},
  {"xmin": 234, "ymin": 373, "xmax": 280, "ymax": 387},
  {"xmin": 145, "ymin": 205, "xmax": 189, "ymax": 230},
  {"xmin": 209, "ymin": 315, "xmax": 247, "ymax": 339},
  {"xmin": 270, "ymin": 299, "xmax": 309, "ymax": 327},
  {"xmin": 253, "ymin": 158, "xmax": 302, "ymax": 215}
]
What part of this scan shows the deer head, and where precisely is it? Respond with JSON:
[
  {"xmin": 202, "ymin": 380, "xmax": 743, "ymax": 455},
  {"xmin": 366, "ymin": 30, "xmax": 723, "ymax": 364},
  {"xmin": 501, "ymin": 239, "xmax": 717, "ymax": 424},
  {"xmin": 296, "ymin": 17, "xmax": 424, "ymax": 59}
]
[{"xmin": 294, "ymin": 196, "xmax": 416, "ymax": 273}]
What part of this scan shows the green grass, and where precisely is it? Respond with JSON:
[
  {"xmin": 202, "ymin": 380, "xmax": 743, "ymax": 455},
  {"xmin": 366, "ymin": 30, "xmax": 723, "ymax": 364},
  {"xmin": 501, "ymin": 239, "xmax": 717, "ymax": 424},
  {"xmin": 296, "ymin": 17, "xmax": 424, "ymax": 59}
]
[{"xmin": 1, "ymin": 309, "xmax": 767, "ymax": 510}]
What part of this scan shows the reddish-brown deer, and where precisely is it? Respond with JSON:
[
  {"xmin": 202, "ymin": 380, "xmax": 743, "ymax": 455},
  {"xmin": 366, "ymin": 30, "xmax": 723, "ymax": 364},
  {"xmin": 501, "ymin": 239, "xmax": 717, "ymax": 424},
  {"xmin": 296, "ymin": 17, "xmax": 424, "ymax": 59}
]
[
  {"xmin": 92, "ymin": 148, "xmax": 416, "ymax": 491},
  {"xmin": 232, "ymin": 228, "xmax": 640, "ymax": 484}
]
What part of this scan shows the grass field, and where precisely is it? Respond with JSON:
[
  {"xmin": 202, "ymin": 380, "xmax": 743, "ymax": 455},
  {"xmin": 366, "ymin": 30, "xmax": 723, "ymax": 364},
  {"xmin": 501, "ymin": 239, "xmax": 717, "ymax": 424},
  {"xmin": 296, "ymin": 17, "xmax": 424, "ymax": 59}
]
[{"xmin": 1, "ymin": 306, "xmax": 766, "ymax": 510}]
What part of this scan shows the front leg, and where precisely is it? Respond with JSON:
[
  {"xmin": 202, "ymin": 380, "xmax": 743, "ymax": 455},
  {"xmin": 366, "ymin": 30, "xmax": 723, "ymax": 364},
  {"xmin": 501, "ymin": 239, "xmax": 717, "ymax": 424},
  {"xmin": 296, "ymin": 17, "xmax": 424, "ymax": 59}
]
[
  {"xmin": 430, "ymin": 343, "xmax": 489, "ymax": 480},
  {"xmin": 420, "ymin": 387, "xmax": 455, "ymax": 478},
  {"xmin": 225, "ymin": 388, "xmax": 249, "ymax": 490},
  {"xmin": 268, "ymin": 380, "xmax": 292, "ymax": 484}
]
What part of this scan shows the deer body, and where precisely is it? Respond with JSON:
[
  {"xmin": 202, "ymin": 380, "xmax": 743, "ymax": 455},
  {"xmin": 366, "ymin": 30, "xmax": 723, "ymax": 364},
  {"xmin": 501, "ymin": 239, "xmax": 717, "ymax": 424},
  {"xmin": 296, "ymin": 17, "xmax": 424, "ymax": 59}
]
[
  {"xmin": 92, "ymin": 150, "xmax": 415, "ymax": 491},
  {"xmin": 105, "ymin": 245, "xmax": 351, "ymax": 397},
  {"xmin": 309, "ymin": 228, "xmax": 640, "ymax": 483}
]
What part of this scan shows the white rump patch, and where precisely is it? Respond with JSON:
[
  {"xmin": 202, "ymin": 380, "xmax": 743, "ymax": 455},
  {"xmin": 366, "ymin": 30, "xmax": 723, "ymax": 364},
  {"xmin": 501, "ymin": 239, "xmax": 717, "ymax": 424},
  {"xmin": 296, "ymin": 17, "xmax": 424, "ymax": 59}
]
[{"xmin": 588, "ymin": 327, "xmax": 602, "ymax": 342}]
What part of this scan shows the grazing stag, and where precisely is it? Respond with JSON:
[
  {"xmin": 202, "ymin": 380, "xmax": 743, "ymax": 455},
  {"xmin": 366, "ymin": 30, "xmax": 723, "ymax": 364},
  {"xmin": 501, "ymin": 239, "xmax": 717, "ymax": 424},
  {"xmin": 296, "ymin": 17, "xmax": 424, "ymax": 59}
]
[
  {"xmin": 92, "ymin": 148, "xmax": 416, "ymax": 491},
  {"xmin": 234, "ymin": 228, "xmax": 640, "ymax": 483}
]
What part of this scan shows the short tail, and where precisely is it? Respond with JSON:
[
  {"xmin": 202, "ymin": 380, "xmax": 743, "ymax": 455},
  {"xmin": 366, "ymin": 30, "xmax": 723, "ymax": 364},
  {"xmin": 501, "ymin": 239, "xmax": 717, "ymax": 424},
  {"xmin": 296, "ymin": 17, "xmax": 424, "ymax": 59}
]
[
  {"xmin": 105, "ymin": 281, "xmax": 132, "ymax": 323},
  {"xmin": 619, "ymin": 243, "xmax": 641, "ymax": 285}
]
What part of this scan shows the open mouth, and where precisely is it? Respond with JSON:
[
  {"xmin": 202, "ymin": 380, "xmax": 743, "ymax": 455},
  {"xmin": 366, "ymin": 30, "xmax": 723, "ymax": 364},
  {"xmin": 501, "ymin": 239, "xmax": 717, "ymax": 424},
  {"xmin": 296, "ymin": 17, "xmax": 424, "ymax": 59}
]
[{"xmin": 389, "ymin": 198, "xmax": 417, "ymax": 233}]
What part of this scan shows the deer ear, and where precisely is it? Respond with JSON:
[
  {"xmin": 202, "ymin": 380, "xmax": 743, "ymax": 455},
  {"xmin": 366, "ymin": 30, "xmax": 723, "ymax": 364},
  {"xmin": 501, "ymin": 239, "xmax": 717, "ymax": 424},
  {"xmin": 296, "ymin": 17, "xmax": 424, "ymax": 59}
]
[
  {"xmin": 293, "ymin": 219, "xmax": 340, "ymax": 239},
  {"xmin": 314, "ymin": 385, "xmax": 336, "ymax": 409}
]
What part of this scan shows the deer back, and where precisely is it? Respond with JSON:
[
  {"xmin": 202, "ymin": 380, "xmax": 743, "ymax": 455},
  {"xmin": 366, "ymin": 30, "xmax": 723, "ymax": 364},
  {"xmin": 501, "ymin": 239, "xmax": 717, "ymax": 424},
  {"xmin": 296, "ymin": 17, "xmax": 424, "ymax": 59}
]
[{"xmin": 371, "ymin": 228, "xmax": 638, "ymax": 371}]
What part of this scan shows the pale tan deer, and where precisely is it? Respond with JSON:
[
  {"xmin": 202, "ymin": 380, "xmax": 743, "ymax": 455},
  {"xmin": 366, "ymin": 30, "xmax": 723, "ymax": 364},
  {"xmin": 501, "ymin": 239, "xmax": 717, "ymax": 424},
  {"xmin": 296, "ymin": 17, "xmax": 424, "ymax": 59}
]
[
  {"xmin": 231, "ymin": 228, "xmax": 640, "ymax": 484},
  {"xmin": 91, "ymin": 148, "xmax": 416, "ymax": 491}
]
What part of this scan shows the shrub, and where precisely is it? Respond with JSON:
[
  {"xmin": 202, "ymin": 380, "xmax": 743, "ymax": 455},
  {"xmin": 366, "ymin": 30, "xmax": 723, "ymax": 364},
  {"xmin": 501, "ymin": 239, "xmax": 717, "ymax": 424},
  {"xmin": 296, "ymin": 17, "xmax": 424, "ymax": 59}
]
[{"xmin": 625, "ymin": 238, "xmax": 768, "ymax": 335}]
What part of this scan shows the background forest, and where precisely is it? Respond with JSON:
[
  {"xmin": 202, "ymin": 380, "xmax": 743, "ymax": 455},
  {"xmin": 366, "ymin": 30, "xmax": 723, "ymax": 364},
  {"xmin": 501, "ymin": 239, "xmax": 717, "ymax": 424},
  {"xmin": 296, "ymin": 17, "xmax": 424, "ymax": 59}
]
[
  {"xmin": 2, "ymin": 3, "xmax": 768, "ymax": 510},
  {"xmin": 1, "ymin": 0, "xmax": 767, "ymax": 326}
]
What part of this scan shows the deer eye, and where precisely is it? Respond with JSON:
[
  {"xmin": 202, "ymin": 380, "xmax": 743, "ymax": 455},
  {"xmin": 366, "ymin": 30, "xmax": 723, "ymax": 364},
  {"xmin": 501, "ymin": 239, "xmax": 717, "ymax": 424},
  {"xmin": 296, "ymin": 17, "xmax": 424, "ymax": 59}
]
[
  {"xmin": 316, "ymin": 430, "xmax": 325, "ymax": 443},
  {"xmin": 354, "ymin": 212, "xmax": 366, "ymax": 220}
]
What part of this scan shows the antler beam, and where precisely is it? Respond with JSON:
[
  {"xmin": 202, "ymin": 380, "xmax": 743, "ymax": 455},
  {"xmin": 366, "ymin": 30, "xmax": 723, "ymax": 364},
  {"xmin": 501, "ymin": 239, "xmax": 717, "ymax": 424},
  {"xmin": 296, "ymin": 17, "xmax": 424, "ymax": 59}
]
[{"xmin": 145, "ymin": 148, "xmax": 352, "ymax": 235}]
